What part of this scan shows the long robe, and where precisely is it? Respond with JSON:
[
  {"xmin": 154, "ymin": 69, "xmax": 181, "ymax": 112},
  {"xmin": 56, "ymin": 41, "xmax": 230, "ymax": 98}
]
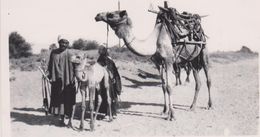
[{"xmin": 48, "ymin": 48, "xmax": 76, "ymax": 117}]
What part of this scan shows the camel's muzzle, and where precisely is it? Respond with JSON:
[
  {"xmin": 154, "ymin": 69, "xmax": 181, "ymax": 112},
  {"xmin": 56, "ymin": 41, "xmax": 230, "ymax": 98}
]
[{"xmin": 95, "ymin": 15, "xmax": 103, "ymax": 22}]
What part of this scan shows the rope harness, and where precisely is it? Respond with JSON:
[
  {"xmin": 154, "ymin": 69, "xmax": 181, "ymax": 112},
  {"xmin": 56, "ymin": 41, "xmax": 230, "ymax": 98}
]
[{"xmin": 106, "ymin": 23, "xmax": 109, "ymax": 48}]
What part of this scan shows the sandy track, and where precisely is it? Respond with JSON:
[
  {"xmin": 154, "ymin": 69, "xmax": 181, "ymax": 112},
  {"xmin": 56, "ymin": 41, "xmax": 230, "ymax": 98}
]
[{"xmin": 10, "ymin": 58, "xmax": 259, "ymax": 136}]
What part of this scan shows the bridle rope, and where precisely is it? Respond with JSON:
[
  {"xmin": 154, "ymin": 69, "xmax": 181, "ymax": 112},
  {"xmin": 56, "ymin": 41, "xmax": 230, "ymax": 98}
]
[{"xmin": 106, "ymin": 23, "xmax": 109, "ymax": 49}]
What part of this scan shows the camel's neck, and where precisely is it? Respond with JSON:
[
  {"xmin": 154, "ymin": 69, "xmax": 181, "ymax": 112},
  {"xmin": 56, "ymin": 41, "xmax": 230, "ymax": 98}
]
[{"xmin": 115, "ymin": 24, "xmax": 161, "ymax": 57}]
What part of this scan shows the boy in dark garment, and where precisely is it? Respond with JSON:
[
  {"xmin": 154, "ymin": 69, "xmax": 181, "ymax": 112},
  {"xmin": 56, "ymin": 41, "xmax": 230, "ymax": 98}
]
[{"xmin": 95, "ymin": 46, "xmax": 122, "ymax": 119}]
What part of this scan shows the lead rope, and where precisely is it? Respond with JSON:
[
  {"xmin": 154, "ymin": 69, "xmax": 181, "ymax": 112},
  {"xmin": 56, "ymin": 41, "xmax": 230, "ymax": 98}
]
[{"xmin": 106, "ymin": 23, "xmax": 109, "ymax": 49}]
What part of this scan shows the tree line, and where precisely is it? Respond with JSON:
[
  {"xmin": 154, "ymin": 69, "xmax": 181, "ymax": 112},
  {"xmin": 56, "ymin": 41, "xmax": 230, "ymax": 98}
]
[{"xmin": 9, "ymin": 32, "xmax": 100, "ymax": 59}]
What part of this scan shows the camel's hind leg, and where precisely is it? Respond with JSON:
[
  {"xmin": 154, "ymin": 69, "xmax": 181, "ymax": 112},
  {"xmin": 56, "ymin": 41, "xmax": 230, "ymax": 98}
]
[
  {"xmin": 173, "ymin": 64, "xmax": 181, "ymax": 86},
  {"xmin": 203, "ymin": 65, "xmax": 212, "ymax": 109},
  {"xmin": 185, "ymin": 64, "xmax": 191, "ymax": 83},
  {"xmin": 202, "ymin": 48, "xmax": 212, "ymax": 109},
  {"xmin": 106, "ymin": 87, "xmax": 113, "ymax": 122},
  {"xmin": 190, "ymin": 69, "xmax": 201, "ymax": 111},
  {"xmin": 104, "ymin": 71, "xmax": 113, "ymax": 121},
  {"xmin": 93, "ymin": 89, "xmax": 102, "ymax": 122}
]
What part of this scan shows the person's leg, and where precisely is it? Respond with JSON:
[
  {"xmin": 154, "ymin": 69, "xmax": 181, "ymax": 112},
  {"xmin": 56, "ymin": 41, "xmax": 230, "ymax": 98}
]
[
  {"xmin": 63, "ymin": 84, "xmax": 76, "ymax": 122},
  {"xmin": 110, "ymin": 82, "xmax": 119, "ymax": 118},
  {"xmin": 49, "ymin": 81, "xmax": 62, "ymax": 116},
  {"xmin": 59, "ymin": 103, "xmax": 65, "ymax": 126}
]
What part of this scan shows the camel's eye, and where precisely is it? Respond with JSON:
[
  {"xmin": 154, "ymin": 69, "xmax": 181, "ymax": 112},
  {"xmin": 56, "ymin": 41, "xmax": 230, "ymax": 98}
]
[{"xmin": 107, "ymin": 13, "xmax": 114, "ymax": 18}]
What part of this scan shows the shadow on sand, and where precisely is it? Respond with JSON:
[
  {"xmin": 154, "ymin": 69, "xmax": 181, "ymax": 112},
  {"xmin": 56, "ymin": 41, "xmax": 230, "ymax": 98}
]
[
  {"xmin": 137, "ymin": 69, "xmax": 160, "ymax": 79},
  {"xmin": 122, "ymin": 76, "xmax": 161, "ymax": 88},
  {"xmin": 11, "ymin": 99, "xmax": 207, "ymax": 126},
  {"xmin": 11, "ymin": 109, "xmax": 63, "ymax": 127},
  {"xmin": 117, "ymin": 101, "xmax": 208, "ymax": 119},
  {"xmin": 11, "ymin": 103, "xmax": 94, "ymax": 128}
]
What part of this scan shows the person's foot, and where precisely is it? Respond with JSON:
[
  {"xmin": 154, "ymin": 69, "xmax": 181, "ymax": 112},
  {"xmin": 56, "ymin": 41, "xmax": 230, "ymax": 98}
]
[
  {"xmin": 67, "ymin": 121, "xmax": 77, "ymax": 130},
  {"xmin": 58, "ymin": 115, "xmax": 65, "ymax": 127},
  {"xmin": 103, "ymin": 115, "xmax": 109, "ymax": 120},
  {"xmin": 58, "ymin": 120, "xmax": 66, "ymax": 127},
  {"xmin": 112, "ymin": 115, "xmax": 117, "ymax": 119}
]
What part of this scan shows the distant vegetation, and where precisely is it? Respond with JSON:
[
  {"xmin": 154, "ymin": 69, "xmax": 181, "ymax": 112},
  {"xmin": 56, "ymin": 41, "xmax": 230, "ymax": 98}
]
[
  {"xmin": 9, "ymin": 35, "xmax": 101, "ymax": 71},
  {"xmin": 72, "ymin": 39, "xmax": 99, "ymax": 50},
  {"xmin": 8, "ymin": 32, "xmax": 258, "ymax": 72},
  {"xmin": 9, "ymin": 32, "xmax": 33, "ymax": 58}
]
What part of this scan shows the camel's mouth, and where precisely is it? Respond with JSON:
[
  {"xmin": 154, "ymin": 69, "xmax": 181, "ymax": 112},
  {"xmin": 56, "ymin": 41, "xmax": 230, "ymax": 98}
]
[
  {"xmin": 70, "ymin": 59, "xmax": 81, "ymax": 64},
  {"xmin": 95, "ymin": 14, "xmax": 105, "ymax": 22},
  {"xmin": 70, "ymin": 55, "xmax": 82, "ymax": 64}
]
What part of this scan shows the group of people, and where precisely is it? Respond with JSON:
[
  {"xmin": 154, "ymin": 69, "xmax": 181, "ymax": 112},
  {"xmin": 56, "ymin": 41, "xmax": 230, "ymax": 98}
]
[{"xmin": 46, "ymin": 37, "xmax": 122, "ymax": 126}]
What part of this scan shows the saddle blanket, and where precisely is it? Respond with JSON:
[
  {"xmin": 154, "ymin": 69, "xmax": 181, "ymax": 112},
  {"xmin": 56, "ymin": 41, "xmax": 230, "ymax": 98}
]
[{"xmin": 173, "ymin": 44, "xmax": 202, "ymax": 61}]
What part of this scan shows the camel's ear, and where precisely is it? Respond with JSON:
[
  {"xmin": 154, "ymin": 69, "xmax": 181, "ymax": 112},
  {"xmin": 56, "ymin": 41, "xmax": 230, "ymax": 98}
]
[{"xmin": 120, "ymin": 10, "xmax": 127, "ymax": 17}]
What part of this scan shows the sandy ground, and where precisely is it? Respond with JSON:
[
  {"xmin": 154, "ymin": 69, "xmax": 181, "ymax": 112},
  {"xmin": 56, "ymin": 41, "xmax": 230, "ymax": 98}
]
[{"xmin": 10, "ymin": 57, "xmax": 259, "ymax": 136}]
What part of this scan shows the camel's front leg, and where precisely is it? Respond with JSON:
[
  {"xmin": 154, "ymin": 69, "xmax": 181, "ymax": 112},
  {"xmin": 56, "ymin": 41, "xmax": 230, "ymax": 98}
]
[
  {"xmin": 67, "ymin": 82, "xmax": 79, "ymax": 130},
  {"xmin": 160, "ymin": 66, "xmax": 168, "ymax": 115},
  {"xmin": 88, "ymin": 86, "xmax": 95, "ymax": 131},
  {"xmin": 79, "ymin": 86, "xmax": 87, "ymax": 131},
  {"xmin": 165, "ymin": 63, "xmax": 176, "ymax": 121}
]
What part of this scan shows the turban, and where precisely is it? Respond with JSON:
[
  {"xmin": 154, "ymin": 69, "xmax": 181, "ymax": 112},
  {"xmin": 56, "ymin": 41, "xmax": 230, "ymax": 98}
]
[{"xmin": 57, "ymin": 35, "xmax": 69, "ymax": 44}]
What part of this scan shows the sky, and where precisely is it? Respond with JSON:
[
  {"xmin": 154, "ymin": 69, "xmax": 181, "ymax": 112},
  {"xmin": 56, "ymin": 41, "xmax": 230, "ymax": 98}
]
[{"xmin": 3, "ymin": 0, "xmax": 260, "ymax": 53}]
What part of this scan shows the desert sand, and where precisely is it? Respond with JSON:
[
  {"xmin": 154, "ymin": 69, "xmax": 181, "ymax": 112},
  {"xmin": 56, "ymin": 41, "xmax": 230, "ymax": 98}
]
[{"xmin": 10, "ymin": 57, "xmax": 259, "ymax": 136}]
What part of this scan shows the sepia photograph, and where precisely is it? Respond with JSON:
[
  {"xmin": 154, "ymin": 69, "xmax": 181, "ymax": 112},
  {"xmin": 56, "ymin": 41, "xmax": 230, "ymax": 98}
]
[{"xmin": 1, "ymin": 0, "xmax": 259, "ymax": 136}]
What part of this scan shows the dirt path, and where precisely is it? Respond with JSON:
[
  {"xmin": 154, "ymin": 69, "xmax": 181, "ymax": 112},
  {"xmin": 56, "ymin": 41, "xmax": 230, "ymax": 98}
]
[{"xmin": 10, "ymin": 58, "xmax": 259, "ymax": 136}]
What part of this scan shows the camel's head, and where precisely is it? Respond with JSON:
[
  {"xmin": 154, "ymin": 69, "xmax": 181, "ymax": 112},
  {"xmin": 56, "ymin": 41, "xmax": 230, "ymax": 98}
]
[
  {"xmin": 70, "ymin": 52, "xmax": 85, "ymax": 64},
  {"xmin": 95, "ymin": 10, "xmax": 132, "ymax": 38},
  {"xmin": 95, "ymin": 10, "xmax": 128, "ymax": 25},
  {"xmin": 70, "ymin": 52, "xmax": 87, "ymax": 72},
  {"xmin": 70, "ymin": 52, "xmax": 96, "ymax": 81},
  {"xmin": 70, "ymin": 52, "xmax": 96, "ymax": 69}
]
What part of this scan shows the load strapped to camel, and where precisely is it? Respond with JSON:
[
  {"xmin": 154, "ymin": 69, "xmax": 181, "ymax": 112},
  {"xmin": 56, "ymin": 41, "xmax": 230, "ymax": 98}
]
[
  {"xmin": 148, "ymin": 2, "xmax": 208, "ymax": 61},
  {"xmin": 149, "ymin": 3, "xmax": 207, "ymax": 47}
]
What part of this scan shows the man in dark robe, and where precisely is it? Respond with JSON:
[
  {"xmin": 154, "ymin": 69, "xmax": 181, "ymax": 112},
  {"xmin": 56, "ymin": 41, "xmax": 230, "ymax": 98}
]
[
  {"xmin": 95, "ymin": 46, "xmax": 122, "ymax": 119},
  {"xmin": 47, "ymin": 37, "xmax": 76, "ymax": 126}
]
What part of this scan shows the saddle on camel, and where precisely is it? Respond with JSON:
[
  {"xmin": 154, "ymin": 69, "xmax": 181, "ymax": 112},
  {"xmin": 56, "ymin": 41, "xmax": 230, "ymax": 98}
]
[
  {"xmin": 150, "ymin": 5, "xmax": 207, "ymax": 61},
  {"xmin": 149, "ymin": 4, "xmax": 208, "ymax": 86}
]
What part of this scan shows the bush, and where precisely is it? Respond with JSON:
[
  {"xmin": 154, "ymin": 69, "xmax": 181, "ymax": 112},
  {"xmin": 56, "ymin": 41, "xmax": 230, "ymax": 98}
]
[
  {"xmin": 72, "ymin": 38, "xmax": 100, "ymax": 50},
  {"xmin": 9, "ymin": 32, "xmax": 33, "ymax": 58}
]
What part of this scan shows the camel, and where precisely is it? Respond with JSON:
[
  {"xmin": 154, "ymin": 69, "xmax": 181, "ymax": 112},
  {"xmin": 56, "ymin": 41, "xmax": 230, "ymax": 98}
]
[
  {"xmin": 70, "ymin": 52, "xmax": 112, "ymax": 131},
  {"xmin": 95, "ymin": 10, "xmax": 212, "ymax": 120}
]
